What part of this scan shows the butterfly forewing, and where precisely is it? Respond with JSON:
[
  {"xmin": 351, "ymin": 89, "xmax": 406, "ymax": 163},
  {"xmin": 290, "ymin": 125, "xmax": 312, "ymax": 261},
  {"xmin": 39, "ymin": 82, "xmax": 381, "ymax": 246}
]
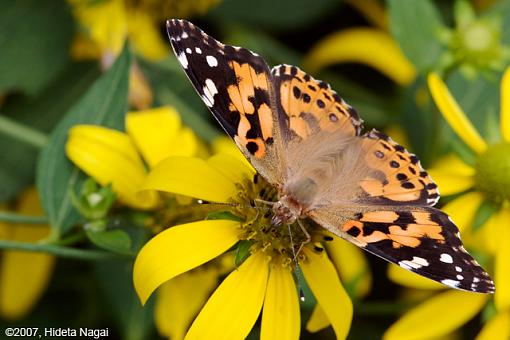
[{"xmin": 167, "ymin": 19, "xmax": 285, "ymax": 185}]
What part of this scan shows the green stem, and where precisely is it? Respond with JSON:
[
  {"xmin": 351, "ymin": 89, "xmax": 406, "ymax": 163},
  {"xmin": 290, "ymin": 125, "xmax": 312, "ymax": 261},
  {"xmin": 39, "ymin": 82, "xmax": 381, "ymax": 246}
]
[
  {"xmin": 0, "ymin": 211, "xmax": 48, "ymax": 224},
  {"xmin": 0, "ymin": 113, "xmax": 48, "ymax": 149},
  {"xmin": 0, "ymin": 240, "xmax": 124, "ymax": 260}
]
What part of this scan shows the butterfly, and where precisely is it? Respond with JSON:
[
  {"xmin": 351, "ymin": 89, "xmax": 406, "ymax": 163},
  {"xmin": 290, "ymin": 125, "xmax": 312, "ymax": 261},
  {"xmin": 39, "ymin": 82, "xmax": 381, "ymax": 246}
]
[{"xmin": 166, "ymin": 19, "xmax": 494, "ymax": 293}]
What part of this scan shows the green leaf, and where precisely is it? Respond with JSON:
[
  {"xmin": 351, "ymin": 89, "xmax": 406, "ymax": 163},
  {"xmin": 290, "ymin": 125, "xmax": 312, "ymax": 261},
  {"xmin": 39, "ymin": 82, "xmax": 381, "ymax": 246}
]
[
  {"xmin": 85, "ymin": 228, "xmax": 133, "ymax": 255},
  {"xmin": 234, "ymin": 240, "xmax": 252, "ymax": 266},
  {"xmin": 401, "ymin": 77, "xmax": 441, "ymax": 165},
  {"xmin": 0, "ymin": 0, "xmax": 73, "ymax": 95},
  {"xmin": 0, "ymin": 62, "xmax": 100, "ymax": 202},
  {"xmin": 472, "ymin": 199, "xmax": 499, "ymax": 231},
  {"xmin": 388, "ymin": 0, "xmax": 445, "ymax": 72},
  {"xmin": 36, "ymin": 46, "xmax": 131, "ymax": 239}
]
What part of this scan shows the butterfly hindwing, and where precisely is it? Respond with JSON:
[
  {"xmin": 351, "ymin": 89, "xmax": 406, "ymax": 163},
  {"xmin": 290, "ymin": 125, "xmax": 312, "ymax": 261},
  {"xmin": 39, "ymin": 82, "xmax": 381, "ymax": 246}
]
[
  {"xmin": 311, "ymin": 207, "xmax": 494, "ymax": 293},
  {"xmin": 358, "ymin": 129, "xmax": 440, "ymax": 206}
]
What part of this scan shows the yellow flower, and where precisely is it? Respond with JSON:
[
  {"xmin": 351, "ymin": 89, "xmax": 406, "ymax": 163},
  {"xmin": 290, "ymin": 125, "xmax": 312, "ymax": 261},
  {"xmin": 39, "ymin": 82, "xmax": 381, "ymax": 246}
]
[
  {"xmin": 383, "ymin": 67, "xmax": 510, "ymax": 339},
  {"xmin": 65, "ymin": 106, "xmax": 198, "ymax": 209},
  {"xmin": 68, "ymin": 0, "xmax": 170, "ymax": 109},
  {"xmin": 0, "ymin": 189, "xmax": 55, "ymax": 320},
  {"xmin": 303, "ymin": 1, "xmax": 415, "ymax": 86},
  {"xmin": 69, "ymin": 0, "xmax": 168, "ymax": 62},
  {"xmin": 154, "ymin": 253, "xmax": 234, "ymax": 339},
  {"xmin": 133, "ymin": 152, "xmax": 373, "ymax": 339}
]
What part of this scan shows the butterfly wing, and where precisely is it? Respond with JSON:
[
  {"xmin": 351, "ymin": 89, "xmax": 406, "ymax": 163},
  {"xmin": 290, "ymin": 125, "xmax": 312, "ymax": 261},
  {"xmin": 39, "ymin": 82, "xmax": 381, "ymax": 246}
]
[
  {"xmin": 311, "ymin": 205, "xmax": 494, "ymax": 293},
  {"xmin": 308, "ymin": 131, "xmax": 494, "ymax": 293},
  {"xmin": 166, "ymin": 19, "xmax": 287, "ymax": 185},
  {"xmin": 271, "ymin": 64, "xmax": 363, "ymax": 141}
]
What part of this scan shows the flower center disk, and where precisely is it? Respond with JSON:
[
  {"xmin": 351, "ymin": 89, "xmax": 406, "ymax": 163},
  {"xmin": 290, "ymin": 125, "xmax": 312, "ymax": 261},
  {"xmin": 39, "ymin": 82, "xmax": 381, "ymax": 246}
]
[{"xmin": 475, "ymin": 142, "xmax": 510, "ymax": 201}]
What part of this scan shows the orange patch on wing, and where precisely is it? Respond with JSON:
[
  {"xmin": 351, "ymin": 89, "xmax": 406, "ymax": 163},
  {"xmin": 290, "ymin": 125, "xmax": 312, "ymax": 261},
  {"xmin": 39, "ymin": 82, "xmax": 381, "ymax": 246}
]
[
  {"xmin": 229, "ymin": 61, "xmax": 256, "ymax": 114},
  {"xmin": 361, "ymin": 211, "xmax": 399, "ymax": 223},
  {"xmin": 258, "ymin": 103, "xmax": 273, "ymax": 140},
  {"xmin": 289, "ymin": 116, "xmax": 310, "ymax": 139},
  {"xmin": 412, "ymin": 212, "xmax": 436, "ymax": 225}
]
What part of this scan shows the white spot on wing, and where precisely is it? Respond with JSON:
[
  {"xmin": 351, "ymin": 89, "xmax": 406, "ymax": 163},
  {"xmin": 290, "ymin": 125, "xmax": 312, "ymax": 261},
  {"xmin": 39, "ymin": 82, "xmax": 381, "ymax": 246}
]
[
  {"xmin": 399, "ymin": 256, "xmax": 429, "ymax": 269},
  {"xmin": 440, "ymin": 253, "xmax": 453, "ymax": 263},
  {"xmin": 181, "ymin": 31, "xmax": 189, "ymax": 39},
  {"xmin": 398, "ymin": 262, "xmax": 412, "ymax": 270},
  {"xmin": 195, "ymin": 47, "xmax": 202, "ymax": 54},
  {"xmin": 455, "ymin": 266, "xmax": 462, "ymax": 272},
  {"xmin": 413, "ymin": 257, "xmax": 429, "ymax": 267},
  {"xmin": 202, "ymin": 78, "xmax": 218, "ymax": 107},
  {"xmin": 473, "ymin": 277, "xmax": 480, "ymax": 283},
  {"xmin": 441, "ymin": 279, "xmax": 460, "ymax": 288},
  {"xmin": 177, "ymin": 52, "xmax": 188, "ymax": 69},
  {"xmin": 186, "ymin": 48, "xmax": 192, "ymax": 54},
  {"xmin": 206, "ymin": 55, "xmax": 218, "ymax": 67},
  {"xmin": 456, "ymin": 274, "xmax": 464, "ymax": 280}
]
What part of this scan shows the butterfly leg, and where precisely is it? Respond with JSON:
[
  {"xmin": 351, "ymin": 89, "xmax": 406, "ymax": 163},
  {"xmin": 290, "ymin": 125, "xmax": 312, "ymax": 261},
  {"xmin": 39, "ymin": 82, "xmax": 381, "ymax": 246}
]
[{"xmin": 293, "ymin": 219, "xmax": 312, "ymax": 260}]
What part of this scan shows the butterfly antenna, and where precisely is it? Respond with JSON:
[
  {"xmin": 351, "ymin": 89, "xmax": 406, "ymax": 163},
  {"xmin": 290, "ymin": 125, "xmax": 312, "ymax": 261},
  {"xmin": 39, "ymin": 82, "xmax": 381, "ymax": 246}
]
[
  {"xmin": 287, "ymin": 223, "xmax": 305, "ymax": 302},
  {"xmin": 197, "ymin": 199, "xmax": 271, "ymax": 211}
]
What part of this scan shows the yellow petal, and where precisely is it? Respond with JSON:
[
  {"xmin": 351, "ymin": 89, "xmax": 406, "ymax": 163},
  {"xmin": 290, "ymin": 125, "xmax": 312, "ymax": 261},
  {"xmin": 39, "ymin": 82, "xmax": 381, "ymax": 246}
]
[
  {"xmin": 70, "ymin": 33, "xmax": 102, "ymax": 60},
  {"xmin": 128, "ymin": 63, "xmax": 153, "ymax": 110},
  {"xmin": 142, "ymin": 156, "xmax": 237, "ymax": 203},
  {"xmin": 476, "ymin": 310, "xmax": 510, "ymax": 340},
  {"xmin": 155, "ymin": 267, "xmax": 218, "ymax": 340},
  {"xmin": 442, "ymin": 191, "xmax": 484, "ymax": 233},
  {"xmin": 0, "ymin": 242, "xmax": 55, "ymax": 319},
  {"xmin": 495, "ymin": 207, "xmax": 510, "ymax": 311},
  {"xmin": 427, "ymin": 73, "xmax": 487, "ymax": 154},
  {"xmin": 66, "ymin": 125, "xmax": 158, "ymax": 209},
  {"xmin": 306, "ymin": 304, "xmax": 330, "ymax": 333},
  {"xmin": 261, "ymin": 264, "xmax": 300, "ymax": 340},
  {"xmin": 133, "ymin": 219, "xmax": 240, "ymax": 304},
  {"xmin": 501, "ymin": 67, "xmax": 510, "ymax": 142},
  {"xmin": 207, "ymin": 153, "xmax": 255, "ymax": 185},
  {"xmin": 70, "ymin": 0, "xmax": 128, "ymax": 56},
  {"xmin": 301, "ymin": 248, "xmax": 353, "ymax": 339},
  {"xmin": 387, "ymin": 264, "xmax": 444, "ymax": 290},
  {"xmin": 303, "ymin": 28, "xmax": 416, "ymax": 86},
  {"xmin": 383, "ymin": 291, "xmax": 488, "ymax": 340},
  {"xmin": 344, "ymin": 0, "xmax": 388, "ymax": 30},
  {"xmin": 126, "ymin": 9, "xmax": 169, "ymax": 61},
  {"xmin": 326, "ymin": 237, "xmax": 372, "ymax": 297},
  {"xmin": 479, "ymin": 208, "xmax": 500, "ymax": 255},
  {"xmin": 185, "ymin": 252, "xmax": 269, "ymax": 340},
  {"xmin": 211, "ymin": 136, "xmax": 254, "ymax": 170},
  {"xmin": 427, "ymin": 154, "xmax": 475, "ymax": 196},
  {"xmin": 126, "ymin": 106, "xmax": 197, "ymax": 168},
  {"xmin": 0, "ymin": 189, "xmax": 54, "ymax": 320}
]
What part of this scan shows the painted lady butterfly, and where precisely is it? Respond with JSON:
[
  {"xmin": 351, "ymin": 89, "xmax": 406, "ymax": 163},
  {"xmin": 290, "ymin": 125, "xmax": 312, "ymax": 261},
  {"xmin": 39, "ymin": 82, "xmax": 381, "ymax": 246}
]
[{"xmin": 167, "ymin": 19, "xmax": 494, "ymax": 293}]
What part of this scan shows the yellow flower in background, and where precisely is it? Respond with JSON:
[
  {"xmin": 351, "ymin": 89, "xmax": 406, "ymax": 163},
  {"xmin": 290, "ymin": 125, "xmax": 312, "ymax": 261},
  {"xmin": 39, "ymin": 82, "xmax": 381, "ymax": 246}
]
[
  {"xmin": 69, "ymin": 0, "xmax": 168, "ymax": 63},
  {"xmin": 65, "ymin": 106, "xmax": 198, "ymax": 209},
  {"xmin": 69, "ymin": 0, "xmax": 169, "ymax": 109},
  {"xmin": 0, "ymin": 189, "xmax": 54, "ymax": 320},
  {"xmin": 383, "ymin": 67, "xmax": 510, "ymax": 340},
  {"xmin": 133, "ymin": 152, "xmax": 372, "ymax": 339},
  {"xmin": 303, "ymin": 0, "xmax": 416, "ymax": 86}
]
